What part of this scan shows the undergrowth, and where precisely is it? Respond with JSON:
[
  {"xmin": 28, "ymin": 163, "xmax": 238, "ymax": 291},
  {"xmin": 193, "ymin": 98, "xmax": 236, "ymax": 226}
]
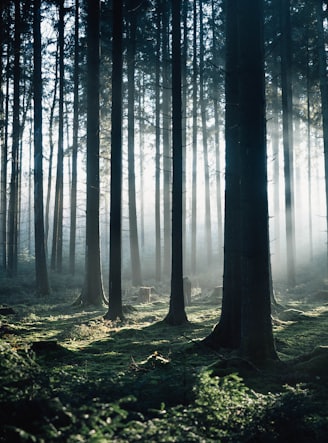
[{"xmin": 0, "ymin": 277, "xmax": 328, "ymax": 442}]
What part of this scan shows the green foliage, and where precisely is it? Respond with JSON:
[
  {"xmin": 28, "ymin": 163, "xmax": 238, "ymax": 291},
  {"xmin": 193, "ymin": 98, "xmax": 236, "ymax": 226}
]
[{"xmin": 0, "ymin": 286, "xmax": 328, "ymax": 441}]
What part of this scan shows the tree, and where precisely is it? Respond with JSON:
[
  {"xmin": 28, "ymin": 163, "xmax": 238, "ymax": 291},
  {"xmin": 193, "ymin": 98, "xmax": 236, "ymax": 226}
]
[
  {"xmin": 69, "ymin": 0, "xmax": 79, "ymax": 275},
  {"xmin": 127, "ymin": 1, "xmax": 142, "ymax": 287},
  {"xmin": 7, "ymin": 0, "xmax": 21, "ymax": 277},
  {"xmin": 33, "ymin": 0, "xmax": 50, "ymax": 296},
  {"xmin": 315, "ymin": 0, "xmax": 328, "ymax": 272},
  {"xmin": 79, "ymin": 0, "xmax": 105, "ymax": 307},
  {"xmin": 204, "ymin": 0, "xmax": 277, "ymax": 363},
  {"xmin": 164, "ymin": 0, "xmax": 188, "ymax": 326},
  {"xmin": 105, "ymin": 0, "xmax": 124, "ymax": 321},
  {"xmin": 51, "ymin": 0, "xmax": 65, "ymax": 272},
  {"xmin": 280, "ymin": 0, "xmax": 296, "ymax": 286}
]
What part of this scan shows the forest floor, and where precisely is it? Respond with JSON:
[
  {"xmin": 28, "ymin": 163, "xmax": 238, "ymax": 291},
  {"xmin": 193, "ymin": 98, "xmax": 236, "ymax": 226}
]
[{"xmin": 1, "ymin": 267, "xmax": 328, "ymax": 442}]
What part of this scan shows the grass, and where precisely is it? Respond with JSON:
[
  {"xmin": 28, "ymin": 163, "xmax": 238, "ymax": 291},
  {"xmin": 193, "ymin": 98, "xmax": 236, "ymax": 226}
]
[{"xmin": 1, "ymin": 270, "xmax": 328, "ymax": 442}]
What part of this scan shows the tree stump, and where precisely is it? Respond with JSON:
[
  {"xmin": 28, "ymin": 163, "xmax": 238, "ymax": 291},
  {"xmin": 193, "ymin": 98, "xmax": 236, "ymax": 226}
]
[
  {"xmin": 183, "ymin": 277, "xmax": 192, "ymax": 306},
  {"xmin": 138, "ymin": 287, "xmax": 152, "ymax": 303}
]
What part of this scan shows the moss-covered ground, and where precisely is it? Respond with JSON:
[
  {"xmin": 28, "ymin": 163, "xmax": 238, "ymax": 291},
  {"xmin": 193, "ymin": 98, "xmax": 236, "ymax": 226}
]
[{"xmin": 1, "ymin": 270, "xmax": 328, "ymax": 442}]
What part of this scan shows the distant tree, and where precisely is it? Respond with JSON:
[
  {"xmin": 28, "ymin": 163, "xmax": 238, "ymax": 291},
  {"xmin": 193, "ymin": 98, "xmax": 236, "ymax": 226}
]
[
  {"xmin": 105, "ymin": 0, "xmax": 124, "ymax": 320},
  {"xmin": 199, "ymin": 0, "xmax": 212, "ymax": 267},
  {"xmin": 164, "ymin": 0, "xmax": 188, "ymax": 326},
  {"xmin": 280, "ymin": 0, "xmax": 296, "ymax": 286},
  {"xmin": 79, "ymin": 0, "xmax": 105, "ymax": 307},
  {"xmin": 126, "ymin": 0, "xmax": 142, "ymax": 287},
  {"xmin": 33, "ymin": 0, "xmax": 50, "ymax": 296}
]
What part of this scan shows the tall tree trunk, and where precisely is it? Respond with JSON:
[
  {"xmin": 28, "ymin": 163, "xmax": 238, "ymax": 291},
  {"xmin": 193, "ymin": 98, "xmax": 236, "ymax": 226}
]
[
  {"xmin": 199, "ymin": 0, "xmax": 212, "ymax": 266},
  {"xmin": 155, "ymin": 0, "xmax": 162, "ymax": 282},
  {"xmin": 165, "ymin": 0, "xmax": 188, "ymax": 326},
  {"xmin": 191, "ymin": 0, "xmax": 197, "ymax": 275},
  {"xmin": 315, "ymin": 0, "xmax": 328, "ymax": 272},
  {"xmin": 280, "ymin": 0, "xmax": 296, "ymax": 286},
  {"xmin": 7, "ymin": 0, "xmax": 21, "ymax": 277},
  {"xmin": 204, "ymin": 0, "xmax": 242, "ymax": 349},
  {"xmin": 33, "ymin": 0, "xmax": 50, "ymax": 296},
  {"xmin": 105, "ymin": 0, "xmax": 124, "ymax": 320},
  {"xmin": 162, "ymin": 2, "xmax": 171, "ymax": 277},
  {"xmin": 182, "ymin": 0, "xmax": 188, "ymax": 268},
  {"xmin": 238, "ymin": 0, "xmax": 277, "ymax": 363},
  {"xmin": 127, "ymin": 7, "xmax": 142, "ymax": 287},
  {"xmin": 0, "ymin": 10, "xmax": 8, "ymax": 271},
  {"xmin": 69, "ymin": 0, "xmax": 79, "ymax": 275},
  {"xmin": 45, "ymin": 44, "xmax": 58, "ymax": 253},
  {"xmin": 79, "ymin": 0, "xmax": 105, "ymax": 307},
  {"xmin": 306, "ymin": 32, "xmax": 313, "ymax": 261},
  {"xmin": 138, "ymin": 73, "xmax": 145, "ymax": 251},
  {"xmin": 211, "ymin": 0, "xmax": 223, "ymax": 263},
  {"xmin": 51, "ymin": 0, "xmax": 64, "ymax": 272}
]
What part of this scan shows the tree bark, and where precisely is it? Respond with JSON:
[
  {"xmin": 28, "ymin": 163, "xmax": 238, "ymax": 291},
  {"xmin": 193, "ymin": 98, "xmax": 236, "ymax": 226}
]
[
  {"xmin": 69, "ymin": 0, "xmax": 79, "ymax": 275},
  {"xmin": 105, "ymin": 0, "xmax": 124, "ymax": 320},
  {"xmin": 127, "ymin": 4, "xmax": 142, "ymax": 287},
  {"xmin": 33, "ymin": 0, "xmax": 50, "ymax": 296},
  {"xmin": 51, "ymin": 0, "xmax": 64, "ymax": 272},
  {"xmin": 80, "ymin": 0, "xmax": 105, "ymax": 307},
  {"xmin": 165, "ymin": 0, "xmax": 188, "ymax": 326}
]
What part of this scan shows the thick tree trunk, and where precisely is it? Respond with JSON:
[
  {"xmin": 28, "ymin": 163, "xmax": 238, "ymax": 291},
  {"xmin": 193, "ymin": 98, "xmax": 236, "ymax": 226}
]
[
  {"xmin": 238, "ymin": 0, "xmax": 277, "ymax": 363},
  {"xmin": 315, "ymin": 0, "xmax": 328, "ymax": 272},
  {"xmin": 165, "ymin": 0, "xmax": 188, "ymax": 326},
  {"xmin": 105, "ymin": 0, "xmax": 124, "ymax": 320},
  {"xmin": 204, "ymin": 0, "xmax": 242, "ymax": 350},
  {"xmin": 33, "ymin": 0, "xmax": 50, "ymax": 296}
]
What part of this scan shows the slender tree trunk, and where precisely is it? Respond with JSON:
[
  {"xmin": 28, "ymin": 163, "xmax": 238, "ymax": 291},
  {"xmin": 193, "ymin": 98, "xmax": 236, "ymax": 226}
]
[
  {"xmin": 138, "ymin": 73, "xmax": 145, "ymax": 251},
  {"xmin": 51, "ymin": 0, "xmax": 64, "ymax": 272},
  {"xmin": 211, "ymin": 0, "xmax": 223, "ymax": 263},
  {"xmin": 162, "ymin": 2, "xmax": 171, "ymax": 277},
  {"xmin": 7, "ymin": 0, "xmax": 21, "ymax": 277},
  {"xmin": 69, "ymin": 0, "xmax": 79, "ymax": 275},
  {"xmin": 0, "ymin": 15, "xmax": 8, "ymax": 271},
  {"xmin": 165, "ymin": 0, "xmax": 188, "ymax": 326},
  {"xmin": 79, "ymin": 0, "xmax": 105, "ymax": 307},
  {"xmin": 280, "ymin": 0, "xmax": 296, "ymax": 286},
  {"xmin": 127, "ymin": 8, "xmax": 142, "ymax": 287},
  {"xmin": 306, "ymin": 32, "xmax": 313, "ymax": 261},
  {"xmin": 199, "ymin": 0, "xmax": 212, "ymax": 266},
  {"xmin": 33, "ymin": 0, "xmax": 50, "ymax": 296},
  {"xmin": 105, "ymin": 0, "xmax": 124, "ymax": 320},
  {"xmin": 155, "ymin": 0, "xmax": 162, "ymax": 282},
  {"xmin": 182, "ymin": 0, "xmax": 188, "ymax": 268},
  {"xmin": 191, "ymin": 0, "xmax": 197, "ymax": 275},
  {"xmin": 45, "ymin": 44, "xmax": 58, "ymax": 253}
]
